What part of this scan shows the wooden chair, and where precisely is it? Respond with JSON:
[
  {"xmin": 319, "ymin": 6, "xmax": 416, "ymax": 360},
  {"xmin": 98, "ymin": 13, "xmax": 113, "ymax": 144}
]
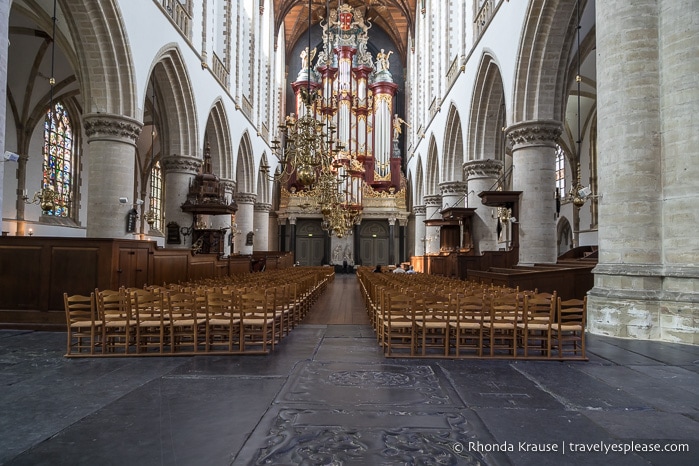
[
  {"xmin": 132, "ymin": 290, "xmax": 166, "ymax": 354},
  {"xmin": 240, "ymin": 291, "xmax": 275, "ymax": 353},
  {"xmin": 517, "ymin": 294, "xmax": 555, "ymax": 358},
  {"xmin": 415, "ymin": 298, "xmax": 451, "ymax": 357},
  {"xmin": 64, "ymin": 292, "xmax": 100, "ymax": 356},
  {"xmin": 383, "ymin": 292, "xmax": 416, "ymax": 357},
  {"xmin": 166, "ymin": 292, "xmax": 204, "ymax": 353},
  {"xmin": 483, "ymin": 293, "xmax": 519, "ymax": 357},
  {"xmin": 97, "ymin": 288, "xmax": 133, "ymax": 354},
  {"xmin": 204, "ymin": 292, "xmax": 241, "ymax": 353},
  {"xmin": 554, "ymin": 297, "xmax": 587, "ymax": 359},
  {"xmin": 449, "ymin": 294, "xmax": 485, "ymax": 357}
]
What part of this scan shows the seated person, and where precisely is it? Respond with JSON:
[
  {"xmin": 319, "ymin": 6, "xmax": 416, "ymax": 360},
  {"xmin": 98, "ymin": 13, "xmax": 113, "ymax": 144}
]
[
  {"xmin": 373, "ymin": 265, "xmax": 383, "ymax": 273},
  {"xmin": 392, "ymin": 263, "xmax": 406, "ymax": 274},
  {"xmin": 406, "ymin": 265, "xmax": 417, "ymax": 274}
]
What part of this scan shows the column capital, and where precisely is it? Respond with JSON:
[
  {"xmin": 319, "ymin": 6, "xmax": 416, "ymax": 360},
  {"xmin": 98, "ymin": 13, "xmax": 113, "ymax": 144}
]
[
  {"xmin": 235, "ymin": 192, "xmax": 257, "ymax": 205},
  {"xmin": 220, "ymin": 178, "xmax": 236, "ymax": 194},
  {"xmin": 423, "ymin": 194, "xmax": 442, "ymax": 207},
  {"xmin": 506, "ymin": 120, "xmax": 562, "ymax": 149},
  {"xmin": 161, "ymin": 155, "xmax": 201, "ymax": 175},
  {"xmin": 413, "ymin": 205, "xmax": 426, "ymax": 216},
  {"xmin": 439, "ymin": 180, "xmax": 468, "ymax": 196},
  {"xmin": 254, "ymin": 202, "xmax": 272, "ymax": 213},
  {"xmin": 463, "ymin": 158, "xmax": 503, "ymax": 180},
  {"xmin": 83, "ymin": 113, "xmax": 142, "ymax": 146}
]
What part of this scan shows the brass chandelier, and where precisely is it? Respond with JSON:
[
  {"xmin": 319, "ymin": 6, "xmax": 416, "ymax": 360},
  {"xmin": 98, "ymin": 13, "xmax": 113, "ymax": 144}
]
[{"xmin": 263, "ymin": 0, "xmax": 365, "ymax": 238}]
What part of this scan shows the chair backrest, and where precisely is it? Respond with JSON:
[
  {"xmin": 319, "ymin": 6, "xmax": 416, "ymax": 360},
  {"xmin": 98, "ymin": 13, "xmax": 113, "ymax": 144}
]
[
  {"xmin": 64, "ymin": 292, "xmax": 96, "ymax": 324},
  {"xmin": 205, "ymin": 292, "xmax": 235, "ymax": 320},
  {"xmin": 523, "ymin": 295, "xmax": 555, "ymax": 322},
  {"xmin": 557, "ymin": 296, "xmax": 587, "ymax": 327},
  {"xmin": 132, "ymin": 290, "xmax": 164, "ymax": 321},
  {"xmin": 96, "ymin": 289, "xmax": 128, "ymax": 322},
  {"xmin": 166, "ymin": 292, "xmax": 198, "ymax": 319},
  {"xmin": 489, "ymin": 293, "xmax": 519, "ymax": 322}
]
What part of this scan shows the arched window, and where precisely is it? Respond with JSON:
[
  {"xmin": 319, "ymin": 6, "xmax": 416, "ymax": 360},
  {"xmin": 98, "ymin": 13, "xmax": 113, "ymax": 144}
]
[
  {"xmin": 149, "ymin": 161, "xmax": 163, "ymax": 231},
  {"xmin": 555, "ymin": 144, "xmax": 566, "ymax": 194},
  {"xmin": 42, "ymin": 102, "xmax": 73, "ymax": 217}
]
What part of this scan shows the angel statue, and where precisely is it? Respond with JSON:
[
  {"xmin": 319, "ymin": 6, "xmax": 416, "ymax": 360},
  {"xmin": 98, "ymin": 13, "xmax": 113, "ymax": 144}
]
[
  {"xmin": 375, "ymin": 49, "xmax": 393, "ymax": 72},
  {"xmin": 393, "ymin": 114, "xmax": 410, "ymax": 139},
  {"xmin": 300, "ymin": 46, "xmax": 316, "ymax": 70}
]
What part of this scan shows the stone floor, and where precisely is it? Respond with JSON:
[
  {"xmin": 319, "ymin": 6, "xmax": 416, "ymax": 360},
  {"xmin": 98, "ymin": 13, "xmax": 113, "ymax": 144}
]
[{"xmin": 1, "ymin": 274, "xmax": 698, "ymax": 465}]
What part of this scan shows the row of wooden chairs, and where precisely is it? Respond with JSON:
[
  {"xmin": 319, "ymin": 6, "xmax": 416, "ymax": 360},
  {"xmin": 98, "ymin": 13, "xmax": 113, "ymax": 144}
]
[
  {"xmin": 64, "ymin": 268, "xmax": 333, "ymax": 357},
  {"xmin": 357, "ymin": 267, "xmax": 586, "ymax": 360}
]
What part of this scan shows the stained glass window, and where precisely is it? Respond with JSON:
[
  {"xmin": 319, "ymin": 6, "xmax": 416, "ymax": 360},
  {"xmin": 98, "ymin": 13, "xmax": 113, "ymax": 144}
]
[
  {"xmin": 149, "ymin": 160, "xmax": 163, "ymax": 231},
  {"xmin": 42, "ymin": 102, "xmax": 73, "ymax": 217},
  {"xmin": 555, "ymin": 144, "xmax": 566, "ymax": 194}
]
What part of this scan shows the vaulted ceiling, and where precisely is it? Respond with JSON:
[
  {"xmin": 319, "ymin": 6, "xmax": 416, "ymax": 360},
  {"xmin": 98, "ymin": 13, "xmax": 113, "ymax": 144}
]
[{"xmin": 273, "ymin": 0, "xmax": 416, "ymax": 63}]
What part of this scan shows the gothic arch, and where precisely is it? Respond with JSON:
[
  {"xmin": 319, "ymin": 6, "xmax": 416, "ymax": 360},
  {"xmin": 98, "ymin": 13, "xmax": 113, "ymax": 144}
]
[
  {"xmin": 557, "ymin": 216, "xmax": 573, "ymax": 256},
  {"xmin": 469, "ymin": 53, "xmax": 506, "ymax": 163},
  {"xmin": 151, "ymin": 45, "xmax": 199, "ymax": 159},
  {"xmin": 235, "ymin": 131, "xmax": 255, "ymax": 193},
  {"xmin": 413, "ymin": 155, "xmax": 424, "ymax": 206},
  {"xmin": 204, "ymin": 99, "xmax": 232, "ymax": 180},
  {"xmin": 442, "ymin": 104, "xmax": 464, "ymax": 181},
  {"xmin": 512, "ymin": 0, "xmax": 579, "ymax": 123},
  {"xmin": 426, "ymin": 136, "xmax": 440, "ymax": 196},
  {"xmin": 256, "ymin": 152, "xmax": 271, "ymax": 205},
  {"xmin": 61, "ymin": 0, "xmax": 138, "ymax": 117}
]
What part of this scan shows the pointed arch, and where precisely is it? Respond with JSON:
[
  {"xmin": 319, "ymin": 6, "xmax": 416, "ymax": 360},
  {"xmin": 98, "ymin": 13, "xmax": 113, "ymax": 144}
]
[
  {"xmin": 557, "ymin": 216, "xmax": 573, "ymax": 256},
  {"xmin": 442, "ymin": 104, "xmax": 464, "ymax": 181},
  {"xmin": 61, "ymin": 0, "xmax": 138, "ymax": 117},
  {"xmin": 204, "ymin": 99, "xmax": 233, "ymax": 180},
  {"xmin": 469, "ymin": 53, "xmax": 506, "ymax": 163},
  {"xmin": 414, "ymin": 155, "xmax": 425, "ymax": 206},
  {"xmin": 256, "ymin": 152, "xmax": 271, "ymax": 204},
  {"xmin": 236, "ymin": 131, "xmax": 255, "ymax": 193},
  {"xmin": 151, "ymin": 45, "xmax": 199, "ymax": 159},
  {"xmin": 426, "ymin": 136, "xmax": 440, "ymax": 196},
  {"xmin": 512, "ymin": 0, "xmax": 579, "ymax": 123}
]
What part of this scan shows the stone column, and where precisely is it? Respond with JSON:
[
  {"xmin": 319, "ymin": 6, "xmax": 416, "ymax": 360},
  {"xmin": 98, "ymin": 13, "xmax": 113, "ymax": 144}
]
[
  {"xmin": 588, "ymin": 0, "xmax": 699, "ymax": 344},
  {"xmin": 439, "ymin": 181, "xmax": 468, "ymax": 210},
  {"xmin": 83, "ymin": 113, "xmax": 143, "ymax": 238},
  {"xmin": 234, "ymin": 192, "xmax": 256, "ymax": 255},
  {"xmin": 413, "ymin": 205, "xmax": 426, "ymax": 256},
  {"xmin": 657, "ymin": 0, "xmax": 699, "ymax": 344},
  {"xmin": 464, "ymin": 159, "xmax": 503, "ymax": 253},
  {"xmin": 506, "ymin": 120, "xmax": 561, "ymax": 264},
  {"xmin": 587, "ymin": 0, "xmax": 664, "ymax": 341},
  {"xmin": 253, "ymin": 202, "xmax": 272, "ymax": 251},
  {"xmin": 161, "ymin": 155, "xmax": 201, "ymax": 248},
  {"xmin": 423, "ymin": 194, "xmax": 442, "ymax": 254}
]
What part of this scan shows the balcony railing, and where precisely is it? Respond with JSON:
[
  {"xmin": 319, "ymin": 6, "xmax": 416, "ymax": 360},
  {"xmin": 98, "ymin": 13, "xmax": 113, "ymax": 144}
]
[
  {"xmin": 242, "ymin": 95, "xmax": 253, "ymax": 119},
  {"xmin": 211, "ymin": 52, "xmax": 230, "ymax": 90},
  {"xmin": 446, "ymin": 55, "xmax": 461, "ymax": 90},
  {"xmin": 428, "ymin": 96, "xmax": 440, "ymax": 120},
  {"xmin": 474, "ymin": 0, "xmax": 494, "ymax": 40},
  {"xmin": 160, "ymin": 0, "xmax": 192, "ymax": 39}
]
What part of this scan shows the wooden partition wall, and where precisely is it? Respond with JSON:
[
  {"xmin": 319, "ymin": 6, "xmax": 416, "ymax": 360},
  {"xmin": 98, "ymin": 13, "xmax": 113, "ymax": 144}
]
[{"xmin": 0, "ymin": 236, "xmax": 292, "ymax": 328}]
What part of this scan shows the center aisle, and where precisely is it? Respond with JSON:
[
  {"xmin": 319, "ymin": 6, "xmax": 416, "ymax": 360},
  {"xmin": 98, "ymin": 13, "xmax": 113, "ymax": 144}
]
[{"xmin": 303, "ymin": 272, "xmax": 371, "ymax": 325}]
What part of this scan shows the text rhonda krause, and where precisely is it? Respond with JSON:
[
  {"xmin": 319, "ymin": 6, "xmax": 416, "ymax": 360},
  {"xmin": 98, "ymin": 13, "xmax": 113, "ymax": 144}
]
[{"xmin": 465, "ymin": 441, "xmax": 690, "ymax": 454}]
